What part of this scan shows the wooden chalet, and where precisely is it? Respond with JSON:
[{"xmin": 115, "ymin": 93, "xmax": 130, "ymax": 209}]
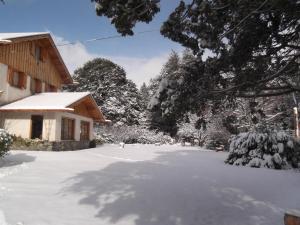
[{"xmin": 0, "ymin": 32, "xmax": 105, "ymax": 150}]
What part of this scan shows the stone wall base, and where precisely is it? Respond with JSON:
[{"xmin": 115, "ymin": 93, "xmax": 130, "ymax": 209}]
[
  {"xmin": 52, "ymin": 141, "xmax": 91, "ymax": 151},
  {"xmin": 11, "ymin": 140, "xmax": 93, "ymax": 151}
]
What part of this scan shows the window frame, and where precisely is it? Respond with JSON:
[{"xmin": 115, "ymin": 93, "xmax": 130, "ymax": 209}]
[
  {"xmin": 7, "ymin": 67, "xmax": 27, "ymax": 89},
  {"xmin": 45, "ymin": 83, "xmax": 57, "ymax": 92},
  {"xmin": 30, "ymin": 78, "xmax": 42, "ymax": 94},
  {"xmin": 31, "ymin": 42, "xmax": 47, "ymax": 63},
  {"xmin": 61, "ymin": 117, "xmax": 75, "ymax": 140}
]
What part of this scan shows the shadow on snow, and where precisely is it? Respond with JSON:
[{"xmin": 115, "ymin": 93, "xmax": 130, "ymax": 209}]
[
  {"xmin": 0, "ymin": 153, "xmax": 36, "ymax": 168},
  {"xmin": 62, "ymin": 150, "xmax": 298, "ymax": 225}
]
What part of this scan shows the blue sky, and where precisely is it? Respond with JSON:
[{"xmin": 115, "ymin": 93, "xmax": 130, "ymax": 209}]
[{"xmin": 0, "ymin": 0, "xmax": 185, "ymax": 85}]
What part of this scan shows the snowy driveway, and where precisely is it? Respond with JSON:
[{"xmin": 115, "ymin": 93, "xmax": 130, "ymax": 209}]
[{"xmin": 0, "ymin": 144, "xmax": 299, "ymax": 225}]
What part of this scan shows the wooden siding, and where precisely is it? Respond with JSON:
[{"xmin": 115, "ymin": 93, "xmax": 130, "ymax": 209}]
[
  {"xmin": 70, "ymin": 95, "xmax": 105, "ymax": 122},
  {"xmin": 73, "ymin": 103, "xmax": 93, "ymax": 119},
  {"xmin": 0, "ymin": 39, "xmax": 62, "ymax": 88}
]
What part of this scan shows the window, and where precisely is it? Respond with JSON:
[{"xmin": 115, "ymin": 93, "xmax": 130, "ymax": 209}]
[
  {"xmin": 31, "ymin": 42, "xmax": 47, "ymax": 63},
  {"xmin": 7, "ymin": 67, "xmax": 27, "ymax": 89},
  {"xmin": 80, "ymin": 121, "xmax": 90, "ymax": 140},
  {"xmin": 30, "ymin": 78, "xmax": 42, "ymax": 94},
  {"xmin": 61, "ymin": 118, "xmax": 75, "ymax": 140},
  {"xmin": 45, "ymin": 83, "xmax": 57, "ymax": 92},
  {"xmin": 35, "ymin": 45, "xmax": 41, "ymax": 62}
]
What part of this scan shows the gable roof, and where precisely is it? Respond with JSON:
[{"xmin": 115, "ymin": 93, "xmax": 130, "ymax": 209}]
[
  {"xmin": 0, "ymin": 32, "xmax": 73, "ymax": 84},
  {"xmin": 0, "ymin": 92, "xmax": 105, "ymax": 122},
  {"xmin": 0, "ymin": 32, "xmax": 49, "ymax": 40}
]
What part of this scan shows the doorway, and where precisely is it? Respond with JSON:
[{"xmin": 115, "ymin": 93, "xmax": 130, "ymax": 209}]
[{"xmin": 31, "ymin": 115, "xmax": 43, "ymax": 139}]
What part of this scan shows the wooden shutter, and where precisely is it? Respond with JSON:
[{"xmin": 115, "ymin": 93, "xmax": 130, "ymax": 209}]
[
  {"xmin": 40, "ymin": 48, "xmax": 47, "ymax": 62},
  {"xmin": 50, "ymin": 85, "xmax": 57, "ymax": 92},
  {"xmin": 45, "ymin": 83, "xmax": 49, "ymax": 92},
  {"xmin": 30, "ymin": 42, "xmax": 35, "ymax": 56},
  {"xmin": 35, "ymin": 79, "xmax": 42, "ymax": 93},
  {"xmin": 7, "ymin": 67, "xmax": 14, "ymax": 85},
  {"xmin": 18, "ymin": 73, "xmax": 27, "ymax": 89}
]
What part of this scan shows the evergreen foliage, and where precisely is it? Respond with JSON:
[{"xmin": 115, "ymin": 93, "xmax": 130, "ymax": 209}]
[
  {"xmin": 147, "ymin": 51, "xmax": 181, "ymax": 136},
  {"xmin": 93, "ymin": 0, "xmax": 300, "ymax": 101},
  {"xmin": 65, "ymin": 58, "xmax": 144, "ymax": 125},
  {"xmin": 226, "ymin": 128, "xmax": 300, "ymax": 169},
  {"xmin": 91, "ymin": 0, "xmax": 160, "ymax": 35}
]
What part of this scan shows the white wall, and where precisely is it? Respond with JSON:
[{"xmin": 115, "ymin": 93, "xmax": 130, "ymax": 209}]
[
  {"xmin": 2, "ymin": 111, "xmax": 94, "ymax": 142},
  {"xmin": 2, "ymin": 111, "xmax": 57, "ymax": 141},
  {"xmin": 2, "ymin": 112, "xmax": 32, "ymax": 139},
  {"xmin": 0, "ymin": 63, "xmax": 32, "ymax": 106}
]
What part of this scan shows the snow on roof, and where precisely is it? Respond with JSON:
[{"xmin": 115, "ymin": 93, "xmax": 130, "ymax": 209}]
[
  {"xmin": 0, "ymin": 32, "xmax": 49, "ymax": 41},
  {"xmin": 0, "ymin": 92, "xmax": 90, "ymax": 111}
]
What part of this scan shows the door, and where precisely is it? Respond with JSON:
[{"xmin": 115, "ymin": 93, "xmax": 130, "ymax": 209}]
[
  {"xmin": 80, "ymin": 121, "xmax": 90, "ymax": 141},
  {"xmin": 31, "ymin": 115, "xmax": 43, "ymax": 139}
]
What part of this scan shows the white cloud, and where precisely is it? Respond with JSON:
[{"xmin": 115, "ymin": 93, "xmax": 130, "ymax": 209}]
[{"xmin": 54, "ymin": 35, "xmax": 168, "ymax": 87}]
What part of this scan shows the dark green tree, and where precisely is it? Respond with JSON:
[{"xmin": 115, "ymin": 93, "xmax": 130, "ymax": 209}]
[
  {"xmin": 92, "ymin": 0, "xmax": 300, "ymax": 101},
  {"xmin": 147, "ymin": 51, "xmax": 181, "ymax": 135},
  {"xmin": 65, "ymin": 58, "xmax": 144, "ymax": 125},
  {"xmin": 91, "ymin": 0, "xmax": 160, "ymax": 35}
]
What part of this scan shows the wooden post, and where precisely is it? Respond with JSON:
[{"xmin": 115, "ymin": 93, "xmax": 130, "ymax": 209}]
[
  {"xmin": 293, "ymin": 107, "xmax": 299, "ymax": 138},
  {"xmin": 284, "ymin": 211, "xmax": 300, "ymax": 225}
]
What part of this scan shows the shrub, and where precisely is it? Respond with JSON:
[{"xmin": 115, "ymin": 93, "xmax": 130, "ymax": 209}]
[
  {"xmin": 89, "ymin": 139, "xmax": 97, "ymax": 148},
  {"xmin": 95, "ymin": 125, "xmax": 172, "ymax": 144},
  {"xmin": 205, "ymin": 131, "xmax": 231, "ymax": 151},
  {"xmin": 0, "ymin": 129, "xmax": 13, "ymax": 158},
  {"xmin": 225, "ymin": 129, "xmax": 300, "ymax": 169}
]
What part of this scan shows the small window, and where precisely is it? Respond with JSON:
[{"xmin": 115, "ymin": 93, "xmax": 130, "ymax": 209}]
[
  {"xmin": 61, "ymin": 118, "xmax": 75, "ymax": 140},
  {"xmin": 31, "ymin": 43, "xmax": 46, "ymax": 63},
  {"xmin": 80, "ymin": 121, "xmax": 90, "ymax": 140},
  {"xmin": 7, "ymin": 67, "xmax": 27, "ymax": 89},
  {"xmin": 45, "ymin": 83, "xmax": 57, "ymax": 92},
  {"xmin": 30, "ymin": 78, "xmax": 42, "ymax": 94},
  {"xmin": 35, "ymin": 45, "xmax": 42, "ymax": 62}
]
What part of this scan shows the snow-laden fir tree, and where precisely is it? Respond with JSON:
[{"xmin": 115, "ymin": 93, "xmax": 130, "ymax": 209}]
[
  {"xmin": 139, "ymin": 82, "xmax": 150, "ymax": 110},
  {"xmin": 65, "ymin": 58, "xmax": 144, "ymax": 125},
  {"xmin": 147, "ymin": 51, "xmax": 181, "ymax": 136}
]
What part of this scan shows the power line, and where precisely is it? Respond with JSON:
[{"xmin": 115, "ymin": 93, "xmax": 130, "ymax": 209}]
[{"xmin": 56, "ymin": 29, "xmax": 160, "ymax": 47}]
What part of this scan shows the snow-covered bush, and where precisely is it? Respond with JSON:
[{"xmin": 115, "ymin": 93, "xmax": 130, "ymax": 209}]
[
  {"xmin": 177, "ymin": 114, "xmax": 208, "ymax": 146},
  {"xmin": 0, "ymin": 129, "xmax": 13, "ymax": 158},
  {"xmin": 225, "ymin": 129, "xmax": 300, "ymax": 169},
  {"xmin": 95, "ymin": 125, "xmax": 172, "ymax": 144}
]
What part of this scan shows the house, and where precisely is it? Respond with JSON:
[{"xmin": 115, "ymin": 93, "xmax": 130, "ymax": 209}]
[{"xmin": 0, "ymin": 32, "xmax": 106, "ymax": 150}]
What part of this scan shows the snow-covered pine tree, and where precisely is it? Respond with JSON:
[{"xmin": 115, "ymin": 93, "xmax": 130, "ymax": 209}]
[
  {"xmin": 139, "ymin": 82, "xmax": 150, "ymax": 110},
  {"xmin": 64, "ymin": 58, "xmax": 144, "ymax": 125},
  {"xmin": 147, "ymin": 51, "xmax": 181, "ymax": 136}
]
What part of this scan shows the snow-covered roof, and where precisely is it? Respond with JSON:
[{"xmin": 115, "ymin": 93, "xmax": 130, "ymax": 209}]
[
  {"xmin": 0, "ymin": 92, "xmax": 90, "ymax": 111},
  {"xmin": 0, "ymin": 32, "xmax": 49, "ymax": 41},
  {"xmin": 0, "ymin": 92, "xmax": 106, "ymax": 121}
]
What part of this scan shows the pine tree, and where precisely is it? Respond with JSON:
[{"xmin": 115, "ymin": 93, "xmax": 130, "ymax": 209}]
[
  {"xmin": 139, "ymin": 82, "xmax": 150, "ymax": 110},
  {"xmin": 93, "ymin": 0, "xmax": 300, "ymax": 99},
  {"xmin": 147, "ymin": 51, "xmax": 181, "ymax": 136},
  {"xmin": 65, "ymin": 58, "xmax": 144, "ymax": 125}
]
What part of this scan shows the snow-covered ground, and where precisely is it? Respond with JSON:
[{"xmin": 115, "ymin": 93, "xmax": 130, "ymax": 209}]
[{"xmin": 0, "ymin": 144, "xmax": 299, "ymax": 225}]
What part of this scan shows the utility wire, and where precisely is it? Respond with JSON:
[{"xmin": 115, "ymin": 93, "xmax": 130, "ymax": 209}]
[{"xmin": 56, "ymin": 29, "xmax": 160, "ymax": 47}]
